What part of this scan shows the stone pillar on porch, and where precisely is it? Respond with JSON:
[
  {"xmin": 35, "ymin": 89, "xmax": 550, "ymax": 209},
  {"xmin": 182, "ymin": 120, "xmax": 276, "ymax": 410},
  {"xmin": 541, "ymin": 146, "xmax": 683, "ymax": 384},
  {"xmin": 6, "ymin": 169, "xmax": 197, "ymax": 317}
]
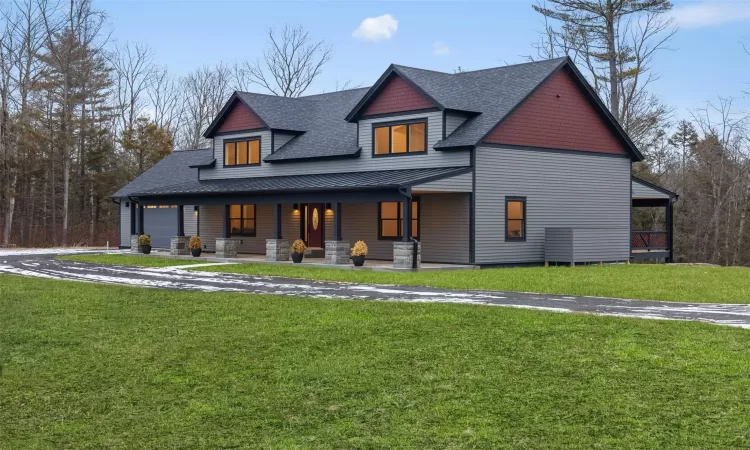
[
  {"xmin": 393, "ymin": 241, "xmax": 421, "ymax": 269},
  {"xmin": 170, "ymin": 205, "xmax": 190, "ymax": 255},
  {"xmin": 216, "ymin": 204, "xmax": 238, "ymax": 258},
  {"xmin": 393, "ymin": 188, "xmax": 421, "ymax": 269},
  {"xmin": 266, "ymin": 204, "xmax": 290, "ymax": 261},
  {"xmin": 325, "ymin": 202, "xmax": 350, "ymax": 264},
  {"xmin": 130, "ymin": 234, "xmax": 140, "ymax": 253}
]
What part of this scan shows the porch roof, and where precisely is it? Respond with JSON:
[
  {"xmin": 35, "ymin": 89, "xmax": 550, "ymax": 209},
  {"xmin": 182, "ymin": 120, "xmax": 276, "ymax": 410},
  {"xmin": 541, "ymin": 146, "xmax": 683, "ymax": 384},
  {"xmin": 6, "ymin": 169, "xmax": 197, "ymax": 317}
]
[{"xmin": 131, "ymin": 166, "xmax": 471, "ymax": 198}]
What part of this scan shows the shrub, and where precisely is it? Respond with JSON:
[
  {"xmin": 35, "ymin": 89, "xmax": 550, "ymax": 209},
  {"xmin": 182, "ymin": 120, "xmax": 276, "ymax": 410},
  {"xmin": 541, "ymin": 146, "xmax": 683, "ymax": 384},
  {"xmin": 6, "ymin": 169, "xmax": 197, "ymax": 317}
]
[
  {"xmin": 291, "ymin": 239, "xmax": 306, "ymax": 254},
  {"xmin": 351, "ymin": 240, "xmax": 368, "ymax": 257},
  {"xmin": 189, "ymin": 236, "xmax": 201, "ymax": 249},
  {"xmin": 138, "ymin": 235, "xmax": 151, "ymax": 246}
]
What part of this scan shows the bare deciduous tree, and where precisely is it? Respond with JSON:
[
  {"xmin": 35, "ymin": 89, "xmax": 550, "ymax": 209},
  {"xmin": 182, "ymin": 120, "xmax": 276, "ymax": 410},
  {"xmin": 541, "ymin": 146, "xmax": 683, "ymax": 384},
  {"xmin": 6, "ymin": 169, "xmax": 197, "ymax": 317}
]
[
  {"xmin": 235, "ymin": 24, "xmax": 332, "ymax": 97},
  {"xmin": 109, "ymin": 41, "xmax": 154, "ymax": 134}
]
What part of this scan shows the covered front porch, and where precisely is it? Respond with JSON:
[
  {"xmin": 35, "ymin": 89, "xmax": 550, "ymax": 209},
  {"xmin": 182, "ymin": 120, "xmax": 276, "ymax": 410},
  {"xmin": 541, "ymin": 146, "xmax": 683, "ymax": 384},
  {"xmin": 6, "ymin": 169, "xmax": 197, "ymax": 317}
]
[{"xmin": 127, "ymin": 167, "xmax": 473, "ymax": 269}]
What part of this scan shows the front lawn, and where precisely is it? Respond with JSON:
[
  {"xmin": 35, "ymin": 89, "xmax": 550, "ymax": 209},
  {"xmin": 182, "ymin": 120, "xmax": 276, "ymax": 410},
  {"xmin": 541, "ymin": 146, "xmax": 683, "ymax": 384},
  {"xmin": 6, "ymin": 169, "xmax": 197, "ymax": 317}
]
[
  {"xmin": 59, "ymin": 254, "xmax": 750, "ymax": 303},
  {"xmin": 1, "ymin": 274, "xmax": 749, "ymax": 448}
]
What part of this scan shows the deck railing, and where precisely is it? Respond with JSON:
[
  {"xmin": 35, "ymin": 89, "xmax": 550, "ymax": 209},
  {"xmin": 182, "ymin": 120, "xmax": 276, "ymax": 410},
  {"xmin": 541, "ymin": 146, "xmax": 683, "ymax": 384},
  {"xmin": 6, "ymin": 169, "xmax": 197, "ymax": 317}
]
[{"xmin": 631, "ymin": 231, "xmax": 668, "ymax": 250}]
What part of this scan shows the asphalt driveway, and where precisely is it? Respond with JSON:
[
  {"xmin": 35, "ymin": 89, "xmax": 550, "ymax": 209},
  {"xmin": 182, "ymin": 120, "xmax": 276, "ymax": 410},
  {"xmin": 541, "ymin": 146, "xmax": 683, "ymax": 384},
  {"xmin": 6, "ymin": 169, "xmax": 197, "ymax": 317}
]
[{"xmin": 1, "ymin": 253, "xmax": 749, "ymax": 329}]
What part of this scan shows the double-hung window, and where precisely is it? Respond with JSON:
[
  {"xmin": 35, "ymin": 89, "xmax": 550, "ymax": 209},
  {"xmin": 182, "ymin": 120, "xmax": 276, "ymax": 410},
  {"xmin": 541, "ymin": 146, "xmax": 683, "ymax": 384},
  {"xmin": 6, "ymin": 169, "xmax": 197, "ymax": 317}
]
[
  {"xmin": 224, "ymin": 138, "xmax": 261, "ymax": 167},
  {"xmin": 505, "ymin": 197, "xmax": 526, "ymax": 241},
  {"xmin": 378, "ymin": 199, "xmax": 420, "ymax": 239},
  {"xmin": 229, "ymin": 204, "xmax": 256, "ymax": 236},
  {"xmin": 373, "ymin": 120, "xmax": 426, "ymax": 156}
]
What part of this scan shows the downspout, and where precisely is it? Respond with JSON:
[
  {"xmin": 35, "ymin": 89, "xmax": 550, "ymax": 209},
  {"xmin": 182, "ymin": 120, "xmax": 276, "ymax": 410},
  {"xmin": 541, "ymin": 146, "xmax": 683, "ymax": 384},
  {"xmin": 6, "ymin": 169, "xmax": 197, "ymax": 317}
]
[{"xmin": 398, "ymin": 186, "xmax": 419, "ymax": 269}]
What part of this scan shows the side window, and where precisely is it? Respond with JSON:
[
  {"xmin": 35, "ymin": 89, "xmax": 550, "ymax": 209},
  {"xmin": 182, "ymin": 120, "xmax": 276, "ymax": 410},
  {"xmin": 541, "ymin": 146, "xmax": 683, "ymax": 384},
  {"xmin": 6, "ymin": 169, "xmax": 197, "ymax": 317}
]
[
  {"xmin": 378, "ymin": 199, "xmax": 420, "ymax": 239},
  {"xmin": 229, "ymin": 204, "xmax": 256, "ymax": 236},
  {"xmin": 505, "ymin": 197, "xmax": 526, "ymax": 241}
]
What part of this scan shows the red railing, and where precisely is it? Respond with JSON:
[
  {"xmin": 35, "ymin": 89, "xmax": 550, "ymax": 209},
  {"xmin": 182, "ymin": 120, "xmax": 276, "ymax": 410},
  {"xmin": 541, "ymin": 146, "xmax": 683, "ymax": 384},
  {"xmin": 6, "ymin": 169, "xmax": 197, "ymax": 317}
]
[{"xmin": 632, "ymin": 231, "xmax": 668, "ymax": 250}]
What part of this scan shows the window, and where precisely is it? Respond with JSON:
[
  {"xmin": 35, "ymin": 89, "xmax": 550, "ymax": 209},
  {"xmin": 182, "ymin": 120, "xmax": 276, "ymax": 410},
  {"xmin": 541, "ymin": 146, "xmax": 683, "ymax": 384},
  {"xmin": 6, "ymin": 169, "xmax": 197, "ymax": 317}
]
[
  {"xmin": 379, "ymin": 199, "xmax": 419, "ymax": 239},
  {"xmin": 373, "ymin": 121, "xmax": 426, "ymax": 156},
  {"xmin": 505, "ymin": 197, "xmax": 526, "ymax": 241},
  {"xmin": 224, "ymin": 138, "xmax": 261, "ymax": 167},
  {"xmin": 229, "ymin": 204, "xmax": 256, "ymax": 236}
]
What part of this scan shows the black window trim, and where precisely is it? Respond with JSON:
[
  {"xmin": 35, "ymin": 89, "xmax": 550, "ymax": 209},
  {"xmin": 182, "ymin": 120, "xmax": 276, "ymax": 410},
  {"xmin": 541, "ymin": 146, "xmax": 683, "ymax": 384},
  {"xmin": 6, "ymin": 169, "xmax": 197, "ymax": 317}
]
[
  {"xmin": 371, "ymin": 118, "xmax": 428, "ymax": 158},
  {"xmin": 505, "ymin": 196, "xmax": 526, "ymax": 242},
  {"xmin": 229, "ymin": 204, "xmax": 257, "ymax": 237},
  {"xmin": 377, "ymin": 197, "xmax": 421, "ymax": 240},
  {"xmin": 223, "ymin": 136, "xmax": 262, "ymax": 168}
]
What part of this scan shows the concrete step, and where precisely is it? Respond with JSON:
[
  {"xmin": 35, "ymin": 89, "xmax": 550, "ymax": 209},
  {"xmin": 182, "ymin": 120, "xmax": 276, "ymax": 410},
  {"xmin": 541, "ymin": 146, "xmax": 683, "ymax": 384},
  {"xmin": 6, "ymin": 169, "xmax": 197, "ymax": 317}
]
[{"xmin": 305, "ymin": 247, "xmax": 325, "ymax": 258}]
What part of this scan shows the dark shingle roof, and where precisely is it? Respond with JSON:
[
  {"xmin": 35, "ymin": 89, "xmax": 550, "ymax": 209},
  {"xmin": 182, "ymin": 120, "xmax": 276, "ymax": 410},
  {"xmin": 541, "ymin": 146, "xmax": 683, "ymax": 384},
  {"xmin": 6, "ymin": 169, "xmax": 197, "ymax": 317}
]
[
  {"xmin": 263, "ymin": 88, "xmax": 369, "ymax": 162},
  {"xmin": 132, "ymin": 167, "xmax": 470, "ymax": 197},
  {"xmin": 112, "ymin": 148, "xmax": 212, "ymax": 198}
]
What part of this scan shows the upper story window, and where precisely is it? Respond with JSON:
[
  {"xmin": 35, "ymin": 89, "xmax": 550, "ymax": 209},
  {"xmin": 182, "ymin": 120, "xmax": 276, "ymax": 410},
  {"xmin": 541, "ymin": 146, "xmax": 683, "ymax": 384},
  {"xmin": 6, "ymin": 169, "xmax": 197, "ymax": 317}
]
[
  {"xmin": 230, "ymin": 204, "xmax": 256, "ymax": 236},
  {"xmin": 224, "ymin": 138, "xmax": 261, "ymax": 167},
  {"xmin": 505, "ymin": 197, "xmax": 526, "ymax": 241},
  {"xmin": 373, "ymin": 120, "xmax": 426, "ymax": 157},
  {"xmin": 378, "ymin": 199, "xmax": 420, "ymax": 240}
]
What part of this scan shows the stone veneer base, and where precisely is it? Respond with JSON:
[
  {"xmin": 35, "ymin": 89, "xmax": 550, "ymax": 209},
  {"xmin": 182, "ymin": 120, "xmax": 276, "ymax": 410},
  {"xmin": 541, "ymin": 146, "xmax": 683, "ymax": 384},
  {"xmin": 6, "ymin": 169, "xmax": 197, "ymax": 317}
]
[
  {"xmin": 170, "ymin": 236, "xmax": 190, "ymax": 256},
  {"xmin": 393, "ymin": 241, "xmax": 421, "ymax": 269},
  {"xmin": 216, "ymin": 238, "xmax": 238, "ymax": 258},
  {"xmin": 325, "ymin": 241, "xmax": 350, "ymax": 265},
  {"xmin": 266, "ymin": 239, "xmax": 291, "ymax": 262}
]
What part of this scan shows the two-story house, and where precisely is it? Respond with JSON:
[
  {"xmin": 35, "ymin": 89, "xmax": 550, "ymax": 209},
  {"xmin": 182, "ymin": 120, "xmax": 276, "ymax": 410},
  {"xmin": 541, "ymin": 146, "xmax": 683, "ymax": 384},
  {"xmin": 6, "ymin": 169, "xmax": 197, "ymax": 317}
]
[{"xmin": 113, "ymin": 57, "xmax": 677, "ymax": 268}]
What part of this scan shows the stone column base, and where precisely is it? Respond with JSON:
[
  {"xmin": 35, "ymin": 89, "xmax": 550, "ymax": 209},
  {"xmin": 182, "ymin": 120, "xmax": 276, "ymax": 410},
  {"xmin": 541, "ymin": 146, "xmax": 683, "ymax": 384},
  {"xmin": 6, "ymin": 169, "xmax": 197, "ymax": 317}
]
[
  {"xmin": 393, "ymin": 241, "xmax": 421, "ymax": 269},
  {"xmin": 170, "ymin": 236, "xmax": 190, "ymax": 256},
  {"xmin": 216, "ymin": 238, "xmax": 238, "ymax": 258},
  {"xmin": 325, "ymin": 240, "xmax": 350, "ymax": 265},
  {"xmin": 266, "ymin": 239, "xmax": 290, "ymax": 261},
  {"xmin": 130, "ymin": 234, "xmax": 140, "ymax": 253}
]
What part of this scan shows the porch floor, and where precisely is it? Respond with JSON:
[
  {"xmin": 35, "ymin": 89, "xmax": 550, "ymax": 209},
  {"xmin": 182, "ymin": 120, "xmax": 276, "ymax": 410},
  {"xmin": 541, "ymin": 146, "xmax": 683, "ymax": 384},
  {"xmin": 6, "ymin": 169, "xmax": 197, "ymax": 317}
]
[{"xmin": 144, "ymin": 249, "xmax": 478, "ymax": 272}]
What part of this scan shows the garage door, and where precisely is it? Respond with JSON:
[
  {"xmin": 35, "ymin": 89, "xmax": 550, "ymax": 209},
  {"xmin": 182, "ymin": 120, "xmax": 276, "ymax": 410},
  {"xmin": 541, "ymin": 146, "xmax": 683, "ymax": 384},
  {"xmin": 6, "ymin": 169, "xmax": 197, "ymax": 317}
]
[{"xmin": 143, "ymin": 205, "xmax": 178, "ymax": 248}]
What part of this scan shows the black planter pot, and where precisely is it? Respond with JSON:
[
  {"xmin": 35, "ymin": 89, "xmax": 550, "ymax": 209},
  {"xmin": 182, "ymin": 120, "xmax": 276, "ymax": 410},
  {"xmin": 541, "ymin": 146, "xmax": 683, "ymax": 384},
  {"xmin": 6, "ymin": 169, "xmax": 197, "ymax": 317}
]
[
  {"xmin": 191, "ymin": 248, "xmax": 202, "ymax": 257},
  {"xmin": 141, "ymin": 244, "xmax": 151, "ymax": 255},
  {"xmin": 351, "ymin": 255, "xmax": 366, "ymax": 267},
  {"xmin": 291, "ymin": 252, "xmax": 304, "ymax": 264}
]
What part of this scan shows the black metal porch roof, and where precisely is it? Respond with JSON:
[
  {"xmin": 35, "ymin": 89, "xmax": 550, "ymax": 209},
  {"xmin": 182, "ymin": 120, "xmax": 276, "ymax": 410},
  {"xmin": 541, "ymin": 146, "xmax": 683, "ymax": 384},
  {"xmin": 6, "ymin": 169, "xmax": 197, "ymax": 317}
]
[{"xmin": 131, "ymin": 166, "xmax": 471, "ymax": 198}]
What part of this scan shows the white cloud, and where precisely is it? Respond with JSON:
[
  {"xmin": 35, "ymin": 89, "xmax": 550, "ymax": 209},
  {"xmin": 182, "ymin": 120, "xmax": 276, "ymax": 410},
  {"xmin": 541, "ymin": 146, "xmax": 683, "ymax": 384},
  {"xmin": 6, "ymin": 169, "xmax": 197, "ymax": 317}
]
[
  {"xmin": 671, "ymin": 2, "xmax": 750, "ymax": 28},
  {"xmin": 432, "ymin": 41, "xmax": 451, "ymax": 56},
  {"xmin": 353, "ymin": 14, "xmax": 398, "ymax": 41}
]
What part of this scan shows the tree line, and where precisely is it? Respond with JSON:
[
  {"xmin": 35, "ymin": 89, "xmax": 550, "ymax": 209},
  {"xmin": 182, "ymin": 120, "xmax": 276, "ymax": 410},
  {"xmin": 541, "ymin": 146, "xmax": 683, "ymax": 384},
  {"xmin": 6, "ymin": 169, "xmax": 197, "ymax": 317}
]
[{"xmin": 0, "ymin": 0, "xmax": 331, "ymax": 248}]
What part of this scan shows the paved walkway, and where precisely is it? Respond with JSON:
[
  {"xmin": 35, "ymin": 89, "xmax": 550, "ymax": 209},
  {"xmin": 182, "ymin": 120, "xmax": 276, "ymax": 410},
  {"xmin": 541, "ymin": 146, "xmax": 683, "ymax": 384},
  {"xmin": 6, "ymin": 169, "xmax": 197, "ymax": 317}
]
[{"xmin": 1, "ymin": 253, "xmax": 749, "ymax": 329}]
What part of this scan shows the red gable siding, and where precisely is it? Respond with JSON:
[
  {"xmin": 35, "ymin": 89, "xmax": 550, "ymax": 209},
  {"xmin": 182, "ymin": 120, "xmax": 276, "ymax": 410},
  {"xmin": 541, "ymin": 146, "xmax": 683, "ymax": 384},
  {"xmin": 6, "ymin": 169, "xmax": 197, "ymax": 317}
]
[
  {"xmin": 483, "ymin": 68, "xmax": 628, "ymax": 156},
  {"xmin": 217, "ymin": 101, "xmax": 265, "ymax": 133},
  {"xmin": 362, "ymin": 74, "xmax": 435, "ymax": 116}
]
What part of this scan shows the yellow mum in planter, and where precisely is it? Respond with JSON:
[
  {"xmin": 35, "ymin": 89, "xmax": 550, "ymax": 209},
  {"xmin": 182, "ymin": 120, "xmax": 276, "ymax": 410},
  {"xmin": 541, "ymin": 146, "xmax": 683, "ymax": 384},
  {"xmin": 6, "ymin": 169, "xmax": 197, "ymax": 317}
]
[
  {"xmin": 291, "ymin": 239, "xmax": 307, "ymax": 254},
  {"xmin": 351, "ymin": 240, "xmax": 368, "ymax": 256},
  {"xmin": 138, "ymin": 235, "xmax": 151, "ymax": 246},
  {"xmin": 189, "ymin": 236, "xmax": 202, "ymax": 249}
]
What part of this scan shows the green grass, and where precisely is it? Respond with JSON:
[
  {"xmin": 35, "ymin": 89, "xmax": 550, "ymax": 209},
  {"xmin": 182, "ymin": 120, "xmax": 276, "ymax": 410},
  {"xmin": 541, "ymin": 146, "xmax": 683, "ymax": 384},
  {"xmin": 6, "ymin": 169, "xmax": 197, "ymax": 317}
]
[
  {"xmin": 60, "ymin": 254, "xmax": 750, "ymax": 303},
  {"xmin": 59, "ymin": 254, "xmax": 204, "ymax": 268},
  {"xmin": 1, "ymin": 274, "xmax": 749, "ymax": 449}
]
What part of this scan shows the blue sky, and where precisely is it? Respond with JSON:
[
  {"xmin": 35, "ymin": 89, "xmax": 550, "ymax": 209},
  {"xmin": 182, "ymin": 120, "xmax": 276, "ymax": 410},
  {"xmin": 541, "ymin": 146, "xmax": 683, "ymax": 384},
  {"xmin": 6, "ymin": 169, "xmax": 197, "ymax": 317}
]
[{"xmin": 99, "ymin": 0, "xmax": 750, "ymax": 121}]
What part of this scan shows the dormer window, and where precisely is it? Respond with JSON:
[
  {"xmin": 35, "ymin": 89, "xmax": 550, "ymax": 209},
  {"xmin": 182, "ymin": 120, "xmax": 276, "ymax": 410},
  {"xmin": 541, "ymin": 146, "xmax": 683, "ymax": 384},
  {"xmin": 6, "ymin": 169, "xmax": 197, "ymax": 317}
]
[
  {"xmin": 373, "ymin": 120, "xmax": 427, "ymax": 157},
  {"xmin": 224, "ymin": 138, "xmax": 261, "ymax": 167}
]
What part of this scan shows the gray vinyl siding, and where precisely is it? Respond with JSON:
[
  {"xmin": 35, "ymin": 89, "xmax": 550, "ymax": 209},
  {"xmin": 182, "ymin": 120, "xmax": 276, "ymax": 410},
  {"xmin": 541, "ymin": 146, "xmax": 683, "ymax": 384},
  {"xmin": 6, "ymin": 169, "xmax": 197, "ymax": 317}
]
[
  {"xmin": 195, "ymin": 195, "xmax": 469, "ymax": 263},
  {"xmin": 273, "ymin": 131, "xmax": 297, "ymax": 151},
  {"xmin": 475, "ymin": 146, "xmax": 631, "ymax": 264},
  {"xmin": 444, "ymin": 111, "xmax": 471, "ymax": 136},
  {"xmin": 184, "ymin": 205, "xmax": 198, "ymax": 237},
  {"xmin": 200, "ymin": 111, "xmax": 470, "ymax": 180},
  {"xmin": 119, "ymin": 201, "xmax": 130, "ymax": 247},
  {"xmin": 414, "ymin": 171, "xmax": 472, "ymax": 192},
  {"xmin": 632, "ymin": 179, "xmax": 670, "ymax": 199}
]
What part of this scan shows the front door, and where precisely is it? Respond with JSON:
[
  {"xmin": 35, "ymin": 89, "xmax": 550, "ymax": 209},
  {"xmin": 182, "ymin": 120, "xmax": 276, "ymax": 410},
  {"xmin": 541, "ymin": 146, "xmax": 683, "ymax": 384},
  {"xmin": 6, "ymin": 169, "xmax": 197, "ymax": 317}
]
[{"xmin": 306, "ymin": 203, "xmax": 324, "ymax": 248}]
